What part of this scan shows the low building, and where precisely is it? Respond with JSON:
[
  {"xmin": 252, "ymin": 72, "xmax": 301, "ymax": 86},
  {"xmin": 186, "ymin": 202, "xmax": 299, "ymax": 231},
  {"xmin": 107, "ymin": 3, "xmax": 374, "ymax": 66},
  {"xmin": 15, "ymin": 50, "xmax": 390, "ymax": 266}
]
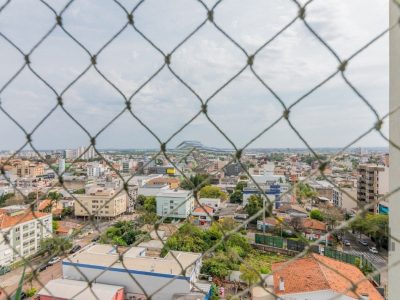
[
  {"xmin": 271, "ymin": 254, "xmax": 383, "ymax": 300},
  {"xmin": 0, "ymin": 206, "xmax": 52, "ymax": 266},
  {"xmin": 191, "ymin": 205, "xmax": 214, "ymax": 225},
  {"xmin": 156, "ymin": 190, "xmax": 194, "ymax": 219},
  {"xmin": 74, "ymin": 186, "xmax": 127, "ymax": 218},
  {"xmin": 302, "ymin": 218, "xmax": 327, "ymax": 240},
  {"xmin": 198, "ymin": 197, "xmax": 221, "ymax": 210},
  {"xmin": 38, "ymin": 278, "xmax": 124, "ymax": 300},
  {"xmin": 63, "ymin": 244, "xmax": 207, "ymax": 300},
  {"xmin": 146, "ymin": 177, "xmax": 180, "ymax": 189},
  {"xmin": 276, "ymin": 204, "xmax": 308, "ymax": 219}
]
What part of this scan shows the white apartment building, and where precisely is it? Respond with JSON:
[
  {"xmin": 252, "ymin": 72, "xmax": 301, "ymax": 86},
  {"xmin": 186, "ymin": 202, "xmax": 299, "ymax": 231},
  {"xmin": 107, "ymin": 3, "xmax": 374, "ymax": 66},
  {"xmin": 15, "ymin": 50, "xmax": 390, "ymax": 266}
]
[
  {"xmin": 156, "ymin": 190, "xmax": 194, "ymax": 219},
  {"xmin": 58, "ymin": 158, "xmax": 65, "ymax": 174},
  {"xmin": 74, "ymin": 186, "xmax": 127, "ymax": 218},
  {"xmin": 86, "ymin": 162, "xmax": 102, "ymax": 178},
  {"xmin": 0, "ymin": 206, "xmax": 52, "ymax": 266}
]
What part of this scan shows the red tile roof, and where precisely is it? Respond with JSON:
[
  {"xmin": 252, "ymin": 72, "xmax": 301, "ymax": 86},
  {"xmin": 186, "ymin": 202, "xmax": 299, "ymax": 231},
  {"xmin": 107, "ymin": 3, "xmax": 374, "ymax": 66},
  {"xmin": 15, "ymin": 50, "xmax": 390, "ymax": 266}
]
[
  {"xmin": 302, "ymin": 218, "xmax": 327, "ymax": 231},
  {"xmin": 0, "ymin": 210, "xmax": 50, "ymax": 229},
  {"xmin": 193, "ymin": 205, "xmax": 214, "ymax": 214},
  {"xmin": 272, "ymin": 254, "xmax": 383, "ymax": 300},
  {"xmin": 38, "ymin": 199, "xmax": 52, "ymax": 211}
]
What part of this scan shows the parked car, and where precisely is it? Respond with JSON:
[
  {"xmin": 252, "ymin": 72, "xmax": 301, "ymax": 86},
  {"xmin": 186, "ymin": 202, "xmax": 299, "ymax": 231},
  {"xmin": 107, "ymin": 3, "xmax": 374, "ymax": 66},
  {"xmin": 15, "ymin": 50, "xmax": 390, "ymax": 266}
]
[
  {"xmin": 48, "ymin": 256, "xmax": 61, "ymax": 265},
  {"xmin": 37, "ymin": 263, "xmax": 48, "ymax": 272},
  {"xmin": 359, "ymin": 240, "xmax": 368, "ymax": 246},
  {"xmin": 343, "ymin": 240, "xmax": 351, "ymax": 246},
  {"xmin": 369, "ymin": 246, "xmax": 379, "ymax": 254},
  {"xmin": 91, "ymin": 236, "xmax": 100, "ymax": 242},
  {"xmin": 69, "ymin": 245, "xmax": 82, "ymax": 254}
]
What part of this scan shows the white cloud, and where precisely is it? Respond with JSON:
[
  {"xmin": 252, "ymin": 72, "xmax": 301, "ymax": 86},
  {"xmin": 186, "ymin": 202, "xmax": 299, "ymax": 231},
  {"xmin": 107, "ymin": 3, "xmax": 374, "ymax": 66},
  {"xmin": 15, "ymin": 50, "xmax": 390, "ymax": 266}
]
[{"xmin": 0, "ymin": 0, "xmax": 390, "ymax": 149}]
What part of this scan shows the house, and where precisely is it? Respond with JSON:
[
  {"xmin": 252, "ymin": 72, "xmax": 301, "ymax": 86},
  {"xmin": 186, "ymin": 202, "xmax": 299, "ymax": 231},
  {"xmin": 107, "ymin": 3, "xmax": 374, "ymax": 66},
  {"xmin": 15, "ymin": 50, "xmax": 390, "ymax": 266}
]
[
  {"xmin": 199, "ymin": 197, "xmax": 221, "ymax": 210},
  {"xmin": 256, "ymin": 217, "xmax": 285, "ymax": 232},
  {"xmin": 276, "ymin": 204, "xmax": 308, "ymax": 218},
  {"xmin": 271, "ymin": 254, "xmax": 384, "ymax": 300},
  {"xmin": 37, "ymin": 278, "xmax": 124, "ymax": 300},
  {"xmin": 301, "ymin": 218, "xmax": 327, "ymax": 240},
  {"xmin": 55, "ymin": 221, "xmax": 81, "ymax": 236},
  {"xmin": 156, "ymin": 190, "xmax": 194, "ymax": 219},
  {"xmin": 145, "ymin": 177, "xmax": 180, "ymax": 189},
  {"xmin": 192, "ymin": 205, "xmax": 214, "ymax": 225}
]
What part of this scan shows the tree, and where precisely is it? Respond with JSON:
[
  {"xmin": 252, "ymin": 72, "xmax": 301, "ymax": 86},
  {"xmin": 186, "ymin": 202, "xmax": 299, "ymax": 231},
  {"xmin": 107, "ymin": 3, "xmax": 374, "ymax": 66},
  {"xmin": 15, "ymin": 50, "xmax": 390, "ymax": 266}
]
[
  {"xmin": 201, "ymin": 257, "xmax": 230, "ymax": 279},
  {"xmin": 137, "ymin": 194, "xmax": 147, "ymax": 206},
  {"xmin": 137, "ymin": 212, "xmax": 159, "ymax": 225},
  {"xmin": 235, "ymin": 181, "xmax": 247, "ymax": 191},
  {"xmin": 289, "ymin": 216, "xmax": 304, "ymax": 232},
  {"xmin": 52, "ymin": 221, "xmax": 59, "ymax": 231},
  {"xmin": 321, "ymin": 207, "xmax": 343, "ymax": 230},
  {"xmin": 73, "ymin": 188, "xmax": 85, "ymax": 194},
  {"xmin": 26, "ymin": 191, "xmax": 40, "ymax": 204},
  {"xmin": 100, "ymin": 220, "xmax": 146, "ymax": 246},
  {"xmin": 61, "ymin": 207, "xmax": 74, "ymax": 218},
  {"xmin": 180, "ymin": 174, "xmax": 210, "ymax": 191},
  {"xmin": 310, "ymin": 209, "xmax": 324, "ymax": 221},
  {"xmin": 0, "ymin": 193, "xmax": 14, "ymax": 207},
  {"xmin": 199, "ymin": 186, "xmax": 228, "ymax": 200},
  {"xmin": 240, "ymin": 263, "xmax": 260, "ymax": 286},
  {"xmin": 245, "ymin": 194, "xmax": 263, "ymax": 218},
  {"xmin": 40, "ymin": 237, "xmax": 72, "ymax": 256},
  {"xmin": 295, "ymin": 183, "xmax": 317, "ymax": 203},
  {"xmin": 143, "ymin": 196, "xmax": 156, "ymax": 213},
  {"xmin": 48, "ymin": 191, "xmax": 62, "ymax": 201},
  {"xmin": 229, "ymin": 190, "xmax": 242, "ymax": 204}
]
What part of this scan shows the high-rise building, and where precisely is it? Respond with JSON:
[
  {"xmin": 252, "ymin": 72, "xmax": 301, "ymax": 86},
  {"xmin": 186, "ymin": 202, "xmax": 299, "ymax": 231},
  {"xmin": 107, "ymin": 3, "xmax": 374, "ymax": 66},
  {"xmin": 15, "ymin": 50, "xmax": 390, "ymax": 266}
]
[
  {"xmin": 357, "ymin": 164, "xmax": 385, "ymax": 209},
  {"xmin": 58, "ymin": 158, "xmax": 65, "ymax": 175}
]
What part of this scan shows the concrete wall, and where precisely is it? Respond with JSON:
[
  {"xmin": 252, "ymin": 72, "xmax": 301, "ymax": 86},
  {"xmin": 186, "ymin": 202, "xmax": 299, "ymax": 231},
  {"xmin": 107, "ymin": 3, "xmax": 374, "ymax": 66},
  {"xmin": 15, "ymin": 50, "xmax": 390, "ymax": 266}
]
[{"xmin": 389, "ymin": 1, "xmax": 400, "ymax": 299}]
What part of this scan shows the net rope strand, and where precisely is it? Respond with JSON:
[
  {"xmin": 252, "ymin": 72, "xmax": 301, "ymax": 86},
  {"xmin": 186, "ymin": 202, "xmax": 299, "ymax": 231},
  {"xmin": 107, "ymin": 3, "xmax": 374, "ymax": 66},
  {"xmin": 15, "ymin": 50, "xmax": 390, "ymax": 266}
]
[{"xmin": 0, "ymin": 0, "xmax": 399, "ymax": 299}]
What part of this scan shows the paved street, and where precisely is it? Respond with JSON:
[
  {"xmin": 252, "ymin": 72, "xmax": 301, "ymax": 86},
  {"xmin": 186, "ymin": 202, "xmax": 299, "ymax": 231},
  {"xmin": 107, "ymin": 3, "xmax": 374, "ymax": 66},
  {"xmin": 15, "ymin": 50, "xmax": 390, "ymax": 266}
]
[{"xmin": 342, "ymin": 232, "xmax": 387, "ymax": 268}]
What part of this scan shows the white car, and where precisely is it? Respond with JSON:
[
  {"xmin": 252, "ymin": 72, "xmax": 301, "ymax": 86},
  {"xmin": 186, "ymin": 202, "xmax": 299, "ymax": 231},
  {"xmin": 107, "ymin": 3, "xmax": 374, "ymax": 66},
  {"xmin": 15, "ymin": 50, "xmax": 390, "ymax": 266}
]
[
  {"xmin": 48, "ymin": 256, "xmax": 61, "ymax": 265},
  {"xmin": 368, "ymin": 246, "xmax": 379, "ymax": 254}
]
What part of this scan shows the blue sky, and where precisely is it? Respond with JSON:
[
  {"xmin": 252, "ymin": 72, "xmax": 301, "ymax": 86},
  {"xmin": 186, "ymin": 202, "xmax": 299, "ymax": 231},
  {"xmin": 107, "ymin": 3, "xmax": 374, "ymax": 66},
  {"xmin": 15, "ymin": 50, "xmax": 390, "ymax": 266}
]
[{"xmin": 0, "ymin": 0, "xmax": 391, "ymax": 150}]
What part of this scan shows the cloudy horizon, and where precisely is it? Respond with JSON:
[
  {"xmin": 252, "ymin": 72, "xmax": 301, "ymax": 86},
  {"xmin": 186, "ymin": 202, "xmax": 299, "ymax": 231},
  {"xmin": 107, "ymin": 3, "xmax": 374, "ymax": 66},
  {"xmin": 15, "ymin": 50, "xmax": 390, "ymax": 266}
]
[{"xmin": 0, "ymin": 0, "xmax": 391, "ymax": 151}]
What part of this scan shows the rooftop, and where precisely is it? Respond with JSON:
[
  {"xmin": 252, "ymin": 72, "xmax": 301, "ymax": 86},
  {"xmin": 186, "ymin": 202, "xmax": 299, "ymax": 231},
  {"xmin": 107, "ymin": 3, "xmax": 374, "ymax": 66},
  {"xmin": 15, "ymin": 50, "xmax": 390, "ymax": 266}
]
[
  {"xmin": 156, "ymin": 189, "xmax": 192, "ymax": 198},
  {"xmin": 38, "ymin": 278, "xmax": 124, "ymax": 299},
  {"xmin": 272, "ymin": 254, "xmax": 383, "ymax": 300},
  {"xmin": 66, "ymin": 244, "xmax": 201, "ymax": 277},
  {"xmin": 0, "ymin": 209, "xmax": 50, "ymax": 229}
]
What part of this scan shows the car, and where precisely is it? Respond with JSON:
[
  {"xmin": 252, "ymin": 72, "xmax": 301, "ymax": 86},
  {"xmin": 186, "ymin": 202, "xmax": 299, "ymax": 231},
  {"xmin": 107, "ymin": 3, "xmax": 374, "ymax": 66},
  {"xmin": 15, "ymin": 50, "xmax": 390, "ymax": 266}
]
[
  {"xmin": 48, "ymin": 256, "xmax": 61, "ymax": 265},
  {"xmin": 91, "ymin": 236, "xmax": 100, "ymax": 242},
  {"xmin": 358, "ymin": 240, "xmax": 368, "ymax": 246},
  {"xmin": 369, "ymin": 246, "xmax": 379, "ymax": 254},
  {"xmin": 20, "ymin": 292, "xmax": 27, "ymax": 299},
  {"xmin": 343, "ymin": 240, "xmax": 351, "ymax": 246},
  {"xmin": 37, "ymin": 263, "xmax": 48, "ymax": 272},
  {"xmin": 69, "ymin": 245, "xmax": 82, "ymax": 254}
]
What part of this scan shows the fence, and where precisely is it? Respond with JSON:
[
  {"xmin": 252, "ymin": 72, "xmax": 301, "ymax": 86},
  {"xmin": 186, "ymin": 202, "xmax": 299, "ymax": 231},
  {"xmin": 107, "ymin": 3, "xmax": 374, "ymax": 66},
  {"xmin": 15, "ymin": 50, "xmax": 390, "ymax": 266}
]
[
  {"xmin": 255, "ymin": 233, "xmax": 381, "ymax": 285},
  {"xmin": 0, "ymin": 0, "xmax": 399, "ymax": 299}
]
